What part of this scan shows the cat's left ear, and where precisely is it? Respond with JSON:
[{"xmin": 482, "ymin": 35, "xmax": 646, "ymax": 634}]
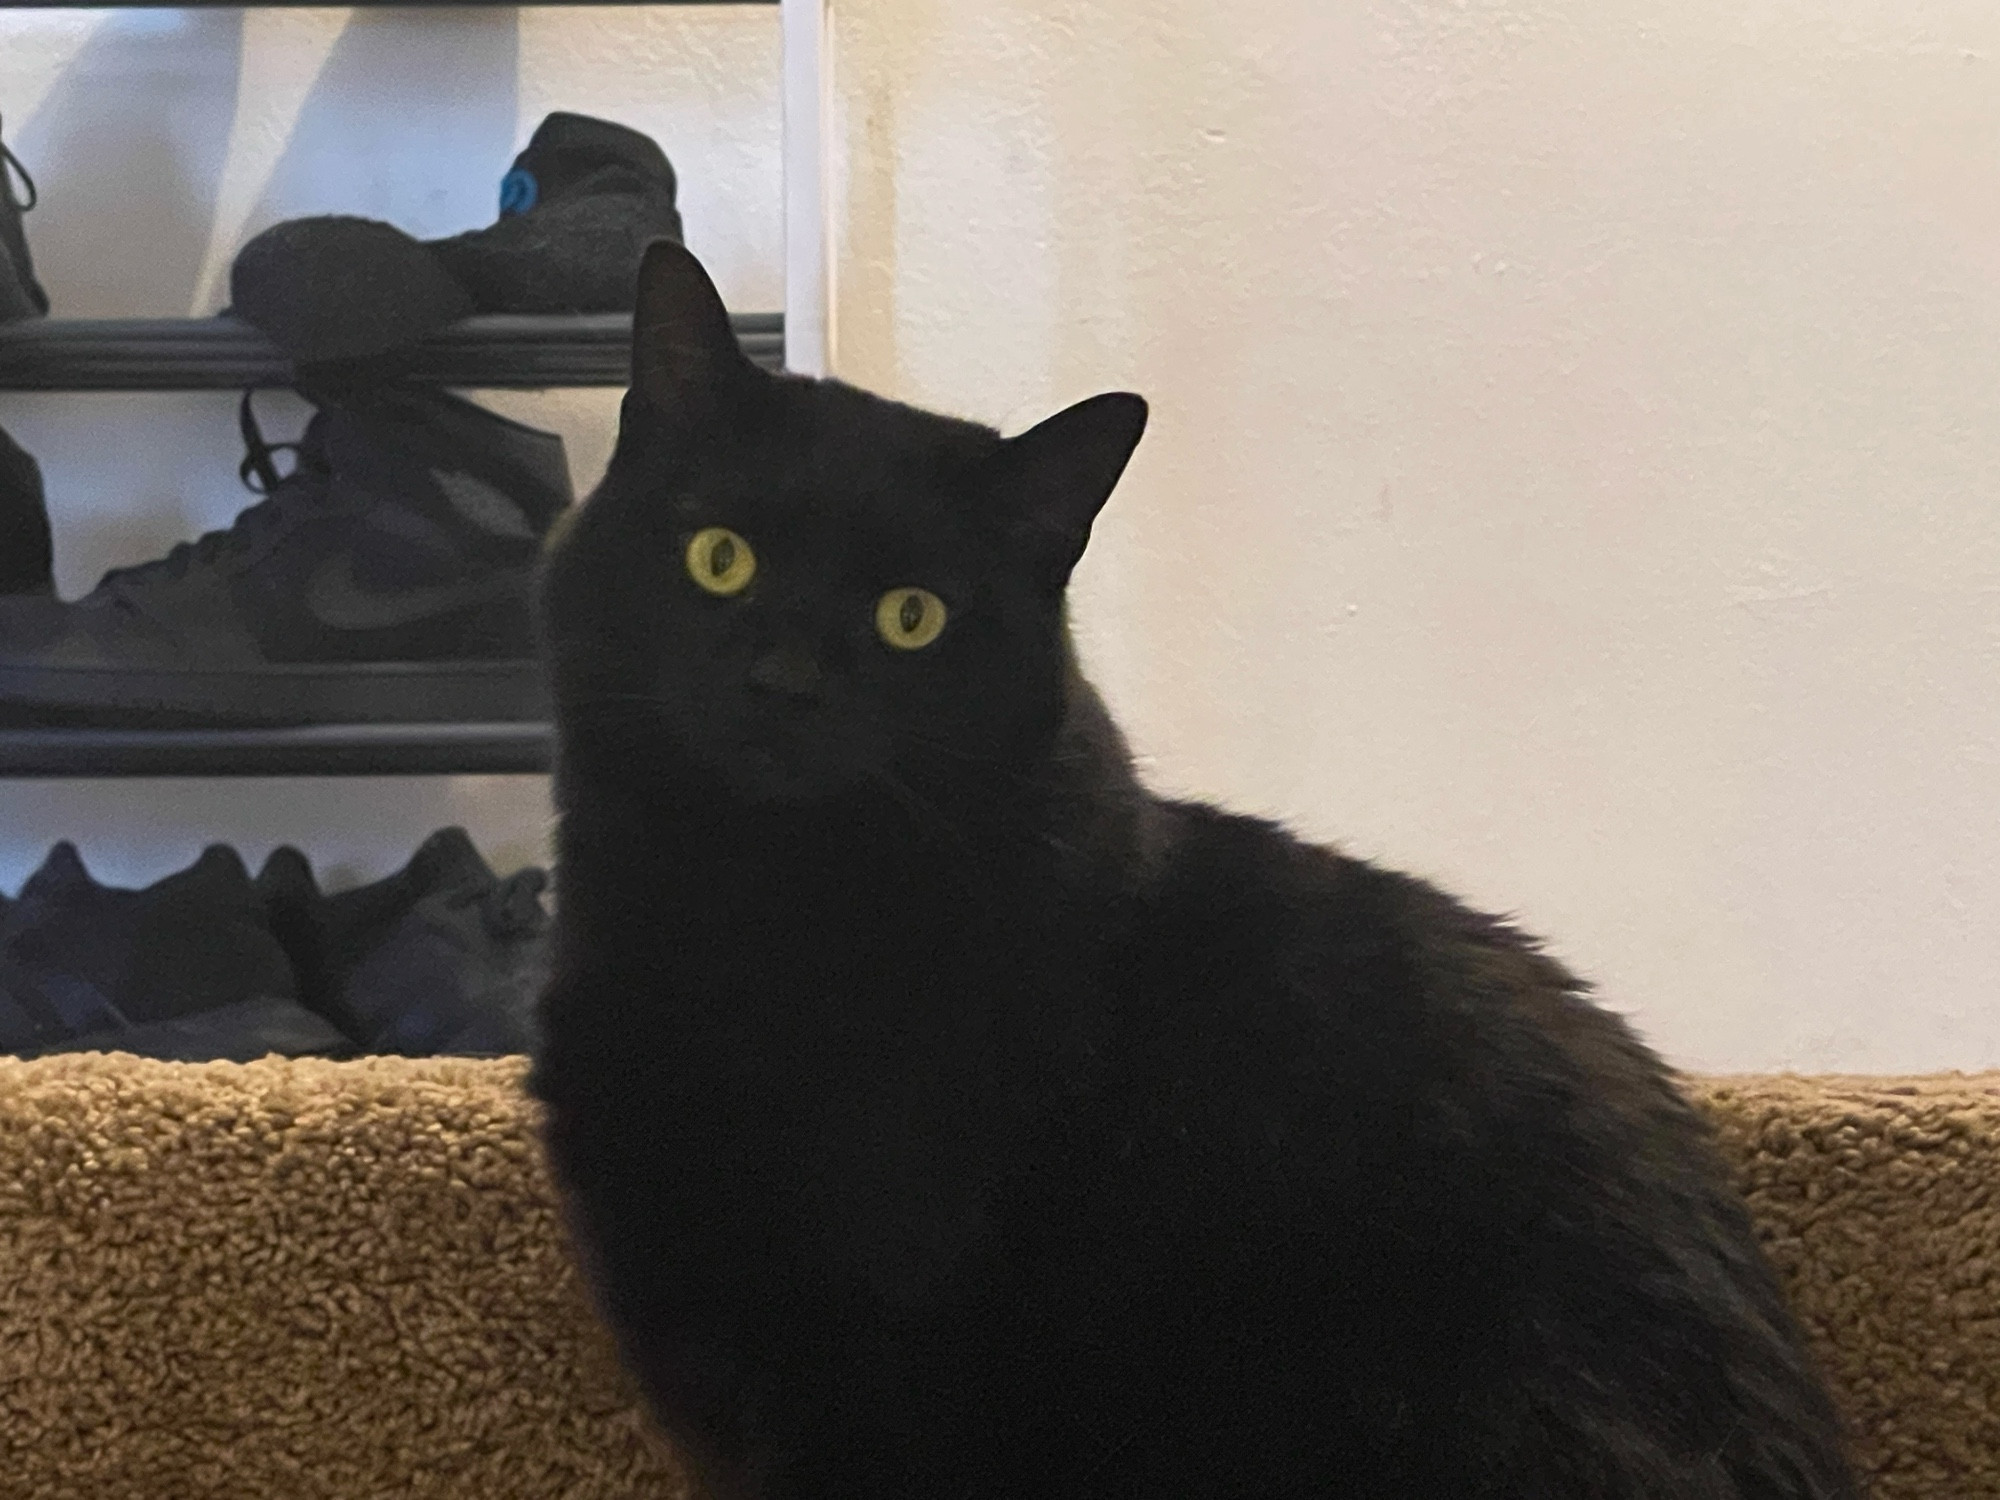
[{"xmin": 991, "ymin": 392, "xmax": 1148, "ymax": 587}]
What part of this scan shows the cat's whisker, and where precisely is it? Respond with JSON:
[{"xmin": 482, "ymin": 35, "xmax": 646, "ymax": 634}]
[
  {"xmin": 1040, "ymin": 831, "xmax": 1085, "ymax": 864},
  {"xmin": 898, "ymin": 730, "xmax": 1047, "ymax": 792},
  {"xmin": 865, "ymin": 765, "xmax": 973, "ymax": 858}
]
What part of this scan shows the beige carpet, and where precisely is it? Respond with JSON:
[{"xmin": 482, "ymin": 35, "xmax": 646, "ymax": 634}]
[{"xmin": 2, "ymin": 1055, "xmax": 1996, "ymax": 1499}]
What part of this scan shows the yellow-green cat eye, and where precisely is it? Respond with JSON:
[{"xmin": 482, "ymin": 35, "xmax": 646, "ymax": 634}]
[
  {"xmin": 686, "ymin": 527, "xmax": 755, "ymax": 596},
  {"xmin": 876, "ymin": 587, "xmax": 948, "ymax": 650}
]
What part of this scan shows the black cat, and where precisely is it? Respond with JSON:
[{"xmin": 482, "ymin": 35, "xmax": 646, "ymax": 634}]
[{"xmin": 531, "ymin": 241, "xmax": 1858, "ymax": 1500}]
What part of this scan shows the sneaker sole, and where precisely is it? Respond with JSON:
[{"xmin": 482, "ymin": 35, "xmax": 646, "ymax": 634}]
[
  {"xmin": 19, "ymin": 994, "xmax": 356, "ymax": 1063},
  {"xmin": 0, "ymin": 658, "xmax": 548, "ymax": 727}
]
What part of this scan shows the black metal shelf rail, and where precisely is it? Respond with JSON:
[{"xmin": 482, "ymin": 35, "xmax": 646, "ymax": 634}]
[
  {"xmin": 0, "ymin": 312, "xmax": 782, "ymax": 392},
  {"xmin": 0, "ymin": 723, "xmax": 553, "ymax": 777}
]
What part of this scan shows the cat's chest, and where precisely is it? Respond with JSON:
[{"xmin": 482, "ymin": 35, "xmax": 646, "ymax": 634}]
[
  {"xmin": 562, "ymin": 963, "xmax": 1037, "ymax": 1315},
  {"xmin": 646, "ymin": 922, "xmax": 1070, "ymax": 1134},
  {"xmin": 543, "ymin": 826, "xmax": 1114, "ymax": 1300},
  {"xmin": 652, "ymin": 840, "xmax": 1068, "ymax": 1038},
  {"xmin": 563, "ymin": 892, "xmax": 1098, "ymax": 1307}
]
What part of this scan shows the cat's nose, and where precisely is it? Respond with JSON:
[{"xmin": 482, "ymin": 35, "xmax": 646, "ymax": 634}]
[{"xmin": 747, "ymin": 641, "xmax": 825, "ymax": 701}]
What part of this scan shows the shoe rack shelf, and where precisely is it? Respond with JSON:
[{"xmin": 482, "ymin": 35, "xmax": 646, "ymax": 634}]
[
  {"xmin": 0, "ymin": 312, "xmax": 783, "ymax": 392},
  {"xmin": 0, "ymin": 722, "xmax": 551, "ymax": 777},
  {"xmin": 0, "ymin": 0, "xmax": 808, "ymax": 778}
]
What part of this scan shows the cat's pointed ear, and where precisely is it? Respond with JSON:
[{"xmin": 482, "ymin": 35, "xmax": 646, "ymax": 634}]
[
  {"xmin": 631, "ymin": 239, "xmax": 758, "ymax": 421},
  {"xmin": 992, "ymin": 392, "xmax": 1149, "ymax": 587}
]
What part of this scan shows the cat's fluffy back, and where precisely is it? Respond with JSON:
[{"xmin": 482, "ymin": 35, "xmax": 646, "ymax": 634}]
[{"xmin": 1076, "ymin": 798, "xmax": 1854, "ymax": 1496}]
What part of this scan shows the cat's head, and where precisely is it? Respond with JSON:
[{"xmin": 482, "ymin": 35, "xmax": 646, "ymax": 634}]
[{"xmin": 542, "ymin": 241, "xmax": 1146, "ymax": 806}]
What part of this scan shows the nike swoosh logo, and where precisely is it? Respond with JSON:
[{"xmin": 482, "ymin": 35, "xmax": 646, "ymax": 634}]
[
  {"xmin": 304, "ymin": 554, "xmax": 524, "ymax": 632},
  {"xmin": 434, "ymin": 468, "xmax": 537, "ymax": 541}
]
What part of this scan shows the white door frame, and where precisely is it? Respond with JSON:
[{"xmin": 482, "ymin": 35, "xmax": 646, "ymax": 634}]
[{"xmin": 781, "ymin": 0, "xmax": 831, "ymax": 376}]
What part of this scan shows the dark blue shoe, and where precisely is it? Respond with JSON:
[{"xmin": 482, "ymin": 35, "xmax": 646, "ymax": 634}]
[
  {"xmin": 258, "ymin": 827, "xmax": 548, "ymax": 1057},
  {"xmin": 430, "ymin": 110, "xmax": 683, "ymax": 316},
  {"xmin": 227, "ymin": 215, "xmax": 473, "ymax": 367},
  {"xmin": 0, "ymin": 842, "xmax": 348, "ymax": 1062},
  {"xmin": 229, "ymin": 111, "xmax": 682, "ymax": 366}
]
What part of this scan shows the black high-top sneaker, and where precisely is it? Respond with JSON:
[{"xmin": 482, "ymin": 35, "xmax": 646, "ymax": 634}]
[
  {"xmin": 258, "ymin": 826, "xmax": 547, "ymax": 1058},
  {"xmin": 0, "ymin": 422, "xmax": 53, "ymax": 595},
  {"xmin": 0, "ymin": 386, "xmax": 572, "ymax": 725},
  {"xmin": 0, "ymin": 842, "xmax": 349, "ymax": 1062},
  {"xmin": 0, "ymin": 116, "xmax": 49, "ymax": 323},
  {"xmin": 228, "ymin": 111, "xmax": 681, "ymax": 366},
  {"xmin": 227, "ymin": 216, "xmax": 474, "ymax": 368},
  {"xmin": 428, "ymin": 111, "xmax": 683, "ymax": 315}
]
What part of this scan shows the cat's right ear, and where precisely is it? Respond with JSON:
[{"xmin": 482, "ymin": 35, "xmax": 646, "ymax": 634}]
[{"xmin": 631, "ymin": 239, "xmax": 759, "ymax": 423}]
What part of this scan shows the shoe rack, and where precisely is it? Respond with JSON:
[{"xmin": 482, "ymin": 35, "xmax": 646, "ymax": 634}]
[{"xmin": 0, "ymin": 0, "xmax": 798, "ymax": 779}]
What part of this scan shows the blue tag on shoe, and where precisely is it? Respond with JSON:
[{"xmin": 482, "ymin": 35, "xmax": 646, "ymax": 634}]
[{"xmin": 499, "ymin": 167, "xmax": 539, "ymax": 217}]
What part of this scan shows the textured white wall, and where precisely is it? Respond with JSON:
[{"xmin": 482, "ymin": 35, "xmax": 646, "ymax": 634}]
[
  {"xmin": 2, "ymin": 3, "xmax": 1994, "ymax": 1072},
  {"xmin": 0, "ymin": 6, "xmax": 779, "ymax": 894},
  {"xmin": 826, "ymin": 0, "xmax": 2000, "ymax": 1072}
]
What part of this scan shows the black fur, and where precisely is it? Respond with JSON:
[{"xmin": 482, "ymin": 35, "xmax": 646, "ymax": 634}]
[{"xmin": 531, "ymin": 242, "xmax": 1859, "ymax": 1500}]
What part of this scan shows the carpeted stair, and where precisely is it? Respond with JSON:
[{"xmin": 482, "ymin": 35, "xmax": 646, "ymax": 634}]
[{"xmin": 1, "ymin": 1055, "xmax": 1996, "ymax": 1499}]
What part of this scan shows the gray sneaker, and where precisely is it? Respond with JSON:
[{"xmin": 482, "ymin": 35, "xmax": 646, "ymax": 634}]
[
  {"xmin": 0, "ymin": 385, "xmax": 571, "ymax": 725},
  {"xmin": 258, "ymin": 827, "xmax": 548, "ymax": 1057}
]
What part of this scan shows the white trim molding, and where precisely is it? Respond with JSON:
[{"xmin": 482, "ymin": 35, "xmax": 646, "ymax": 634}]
[{"xmin": 781, "ymin": 0, "xmax": 831, "ymax": 376}]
